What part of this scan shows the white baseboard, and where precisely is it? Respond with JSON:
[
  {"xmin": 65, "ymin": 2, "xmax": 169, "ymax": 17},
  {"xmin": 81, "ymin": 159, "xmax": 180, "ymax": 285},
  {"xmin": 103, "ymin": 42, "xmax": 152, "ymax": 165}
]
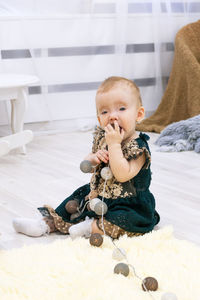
[{"xmin": 0, "ymin": 117, "xmax": 97, "ymax": 137}]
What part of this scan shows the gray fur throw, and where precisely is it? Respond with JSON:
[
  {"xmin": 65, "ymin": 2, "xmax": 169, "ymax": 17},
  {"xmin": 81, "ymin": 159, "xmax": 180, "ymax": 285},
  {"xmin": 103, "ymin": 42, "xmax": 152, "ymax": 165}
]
[{"xmin": 155, "ymin": 115, "xmax": 200, "ymax": 153}]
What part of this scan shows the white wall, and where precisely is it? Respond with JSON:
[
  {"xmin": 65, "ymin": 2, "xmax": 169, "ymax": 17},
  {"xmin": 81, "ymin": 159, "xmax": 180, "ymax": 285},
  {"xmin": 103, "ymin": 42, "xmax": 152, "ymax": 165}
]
[{"xmin": 0, "ymin": 7, "xmax": 199, "ymax": 128}]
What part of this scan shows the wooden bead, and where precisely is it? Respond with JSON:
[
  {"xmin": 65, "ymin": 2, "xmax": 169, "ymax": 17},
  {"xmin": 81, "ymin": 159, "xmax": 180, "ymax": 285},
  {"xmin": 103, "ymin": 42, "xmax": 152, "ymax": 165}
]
[
  {"xmin": 70, "ymin": 212, "xmax": 81, "ymax": 221},
  {"xmin": 89, "ymin": 233, "xmax": 103, "ymax": 247},
  {"xmin": 142, "ymin": 277, "xmax": 158, "ymax": 291},
  {"xmin": 89, "ymin": 198, "xmax": 101, "ymax": 211},
  {"xmin": 100, "ymin": 167, "xmax": 113, "ymax": 180},
  {"xmin": 65, "ymin": 200, "xmax": 79, "ymax": 214},
  {"xmin": 80, "ymin": 160, "xmax": 93, "ymax": 173},
  {"xmin": 112, "ymin": 248, "xmax": 126, "ymax": 261},
  {"xmin": 161, "ymin": 292, "xmax": 178, "ymax": 300},
  {"xmin": 94, "ymin": 201, "xmax": 108, "ymax": 215},
  {"xmin": 86, "ymin": 202, "xmax": 92, "ymax": 211},
  {"xmin": 114, "ymin": 263, "xmax": 129, "ymax": 277}
]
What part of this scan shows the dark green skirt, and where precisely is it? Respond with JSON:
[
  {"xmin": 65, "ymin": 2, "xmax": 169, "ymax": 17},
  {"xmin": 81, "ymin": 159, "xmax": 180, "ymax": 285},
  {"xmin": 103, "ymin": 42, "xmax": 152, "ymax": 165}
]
[{"xmin": 55, "ymin": 183, "xmax": 160, "ymax": 234}]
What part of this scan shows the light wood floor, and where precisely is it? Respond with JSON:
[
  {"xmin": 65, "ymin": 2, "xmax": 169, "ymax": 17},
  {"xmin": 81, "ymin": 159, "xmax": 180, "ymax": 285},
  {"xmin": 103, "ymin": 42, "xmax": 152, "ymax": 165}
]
[{"xmin": 0, "ymin": 130, "xmax": 200, "ymax": 249}]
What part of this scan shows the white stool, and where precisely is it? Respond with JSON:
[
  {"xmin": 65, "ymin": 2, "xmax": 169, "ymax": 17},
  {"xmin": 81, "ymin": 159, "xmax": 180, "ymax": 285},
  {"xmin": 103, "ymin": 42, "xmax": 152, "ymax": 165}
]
[{"xmin": 0, "ymin": 73, "xmax": 39, "ymax": 156}]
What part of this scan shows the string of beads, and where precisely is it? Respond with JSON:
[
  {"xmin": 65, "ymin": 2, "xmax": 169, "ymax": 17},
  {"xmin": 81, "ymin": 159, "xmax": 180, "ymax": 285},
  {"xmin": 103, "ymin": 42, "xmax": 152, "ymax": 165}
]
[{"xmin": 77, "ymin": 160, "xmax": 178, "ymax": 300}]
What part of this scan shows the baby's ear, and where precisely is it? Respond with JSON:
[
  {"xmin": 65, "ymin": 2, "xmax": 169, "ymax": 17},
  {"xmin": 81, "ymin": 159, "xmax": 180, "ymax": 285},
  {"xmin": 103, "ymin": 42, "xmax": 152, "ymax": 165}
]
[{"xmin": 136, "ymin": 106, "xmax": 145, "ymax": 123}]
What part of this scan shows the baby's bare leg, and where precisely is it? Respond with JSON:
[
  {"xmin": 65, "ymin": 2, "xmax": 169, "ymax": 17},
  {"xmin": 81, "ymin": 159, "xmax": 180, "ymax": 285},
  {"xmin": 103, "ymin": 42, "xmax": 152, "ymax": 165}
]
[{"xmin": 91, "ymin": 219, "xmax": 104, "ymax": 235}]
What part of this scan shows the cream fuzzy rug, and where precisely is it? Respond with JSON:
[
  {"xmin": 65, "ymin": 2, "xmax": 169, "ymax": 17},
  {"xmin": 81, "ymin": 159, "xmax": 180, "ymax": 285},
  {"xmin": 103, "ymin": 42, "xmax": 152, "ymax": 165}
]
[{"xmin": 0, "ymin": 227, "xmax": 199, "ymax": 300}]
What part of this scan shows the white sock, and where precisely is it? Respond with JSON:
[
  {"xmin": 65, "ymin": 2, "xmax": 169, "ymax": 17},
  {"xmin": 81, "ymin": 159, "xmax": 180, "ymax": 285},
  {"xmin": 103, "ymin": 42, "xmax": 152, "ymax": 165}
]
[
  {"xmin": 12, "ymin": 218, "xmax": 50, "ymax": 237},
  {"xmin": 69, "ymin": 217, "xmax": 93, "ymax": 239}
]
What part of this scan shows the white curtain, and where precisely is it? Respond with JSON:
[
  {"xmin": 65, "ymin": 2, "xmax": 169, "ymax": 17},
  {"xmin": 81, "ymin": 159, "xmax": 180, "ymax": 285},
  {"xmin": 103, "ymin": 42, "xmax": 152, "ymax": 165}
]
[{"xmin": 0, "ymin": 0, "xmax": 199, "ymax": 132}]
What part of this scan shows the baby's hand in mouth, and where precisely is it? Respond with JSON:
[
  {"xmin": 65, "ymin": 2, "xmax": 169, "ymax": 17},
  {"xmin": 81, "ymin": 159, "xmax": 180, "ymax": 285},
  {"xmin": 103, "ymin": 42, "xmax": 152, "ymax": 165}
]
[
  {"xmin": 110, "ymin": 122, "xmax": 122, "ymax": 133},
  {"xmin": 115, "ymin": 122, "xmax": 123, "ymax": 133},
  {"xmin": 105, "ymin": 121, "xmax": 124, "ymax": 145}
]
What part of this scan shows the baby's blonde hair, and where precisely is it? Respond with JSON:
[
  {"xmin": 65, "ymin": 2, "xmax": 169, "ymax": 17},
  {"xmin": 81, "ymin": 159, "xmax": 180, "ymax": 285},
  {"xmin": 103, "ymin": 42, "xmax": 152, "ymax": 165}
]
[{"xmin": 97, "ymin": 76, "xmax": 142, "ymax": 106}]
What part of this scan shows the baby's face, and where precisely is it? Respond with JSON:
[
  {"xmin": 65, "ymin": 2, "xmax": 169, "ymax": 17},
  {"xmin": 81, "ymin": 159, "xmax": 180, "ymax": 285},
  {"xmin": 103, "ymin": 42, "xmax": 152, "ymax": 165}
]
[{"xmin": 96, "ymin": 86, "xmax": 143, "ymax": 142}]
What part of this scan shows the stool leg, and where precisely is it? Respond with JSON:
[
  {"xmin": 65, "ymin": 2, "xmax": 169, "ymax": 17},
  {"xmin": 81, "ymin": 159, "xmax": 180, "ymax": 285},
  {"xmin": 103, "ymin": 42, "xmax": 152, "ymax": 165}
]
[
  {"xmin": 10, "ymin": 87, "xmax": 28, "ymax": 154},
  {"xmin": 1, "ymin": 131, "xmax": 33, "ymax": 152},
  {"xmin": 0, "ymin": 140, "xmax": 10, "ymax": 157}
]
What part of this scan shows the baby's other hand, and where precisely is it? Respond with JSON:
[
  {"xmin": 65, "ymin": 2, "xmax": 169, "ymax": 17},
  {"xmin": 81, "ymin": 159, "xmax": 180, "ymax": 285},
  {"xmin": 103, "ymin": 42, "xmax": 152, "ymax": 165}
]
[{"xmin": 94, "ymin": 149, "xmax": 109, "ymax": 164}]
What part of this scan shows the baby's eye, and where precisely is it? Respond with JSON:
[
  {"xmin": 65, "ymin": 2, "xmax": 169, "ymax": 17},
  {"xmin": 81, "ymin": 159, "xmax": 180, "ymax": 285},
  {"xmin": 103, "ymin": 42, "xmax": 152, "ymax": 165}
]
[
  {"xmin": 119, "ymin": 107, "xmax": 126, "ymax": 111},
  {"xmin": 101, "ymin": 110, "xmax": 107, "ymax": 115}
]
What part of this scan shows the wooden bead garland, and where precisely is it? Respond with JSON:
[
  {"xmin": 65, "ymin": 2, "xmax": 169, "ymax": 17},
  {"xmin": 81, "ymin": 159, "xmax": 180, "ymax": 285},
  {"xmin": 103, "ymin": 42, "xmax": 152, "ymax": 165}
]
[
  {"xmin": 89, "ymin": 198, "xmax": 101, "ymax": 211},
  {"xmin": 142, "ymin": 277, "xmax": 158, "ymax": 291},
  {"xmin": 80, "ymin": 162, "xmax": 176, "ymax": 300},
  {"xmin": 100, "ymin": 167, "xmax": 113, "ymax": 180},
  {"xmin": 161, "ymin": 292, "xmax": 178, "ymax": 300},
  {"xmin": 86, "ymin": 202, "xmax": 92, "ymax": 211},
  {"xmin": 94, "ymin": 201, "xmax": 108, "ymax": 215},
  {"xmin": 112, "ymin": 248, "xmax": 126, "ymax": 261},
  {"xmin": 65, "ymin": 200, "xmax": 79, "ymax": 214},
  {"xmin": 70, "ymin": 212, "xmax": 81, "ymax": 221},
  {"xmin": 89, "ymin": 233, "xmax": 103, "ymax": 247},
  {"xmin": 114, "ymin": 263, "xmax": 129, "ymax": 277},
  {"xmin": 80, "ymin": 160, "xmax": 93, "ymax": 173}
]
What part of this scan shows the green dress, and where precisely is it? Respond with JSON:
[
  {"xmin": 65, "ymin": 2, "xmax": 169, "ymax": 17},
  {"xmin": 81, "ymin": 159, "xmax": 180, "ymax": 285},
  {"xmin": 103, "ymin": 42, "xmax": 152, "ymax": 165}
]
[{"xmin": 53, "ymin": 127, "xmax": 160, "ymax": 234}]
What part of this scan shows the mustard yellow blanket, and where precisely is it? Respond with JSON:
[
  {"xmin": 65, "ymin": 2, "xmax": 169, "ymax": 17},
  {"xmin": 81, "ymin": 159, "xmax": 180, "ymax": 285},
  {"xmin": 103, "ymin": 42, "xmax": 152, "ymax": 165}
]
[{"xmin": 137, "ymin": 20, "xmax": 200, "ymax": 133}]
